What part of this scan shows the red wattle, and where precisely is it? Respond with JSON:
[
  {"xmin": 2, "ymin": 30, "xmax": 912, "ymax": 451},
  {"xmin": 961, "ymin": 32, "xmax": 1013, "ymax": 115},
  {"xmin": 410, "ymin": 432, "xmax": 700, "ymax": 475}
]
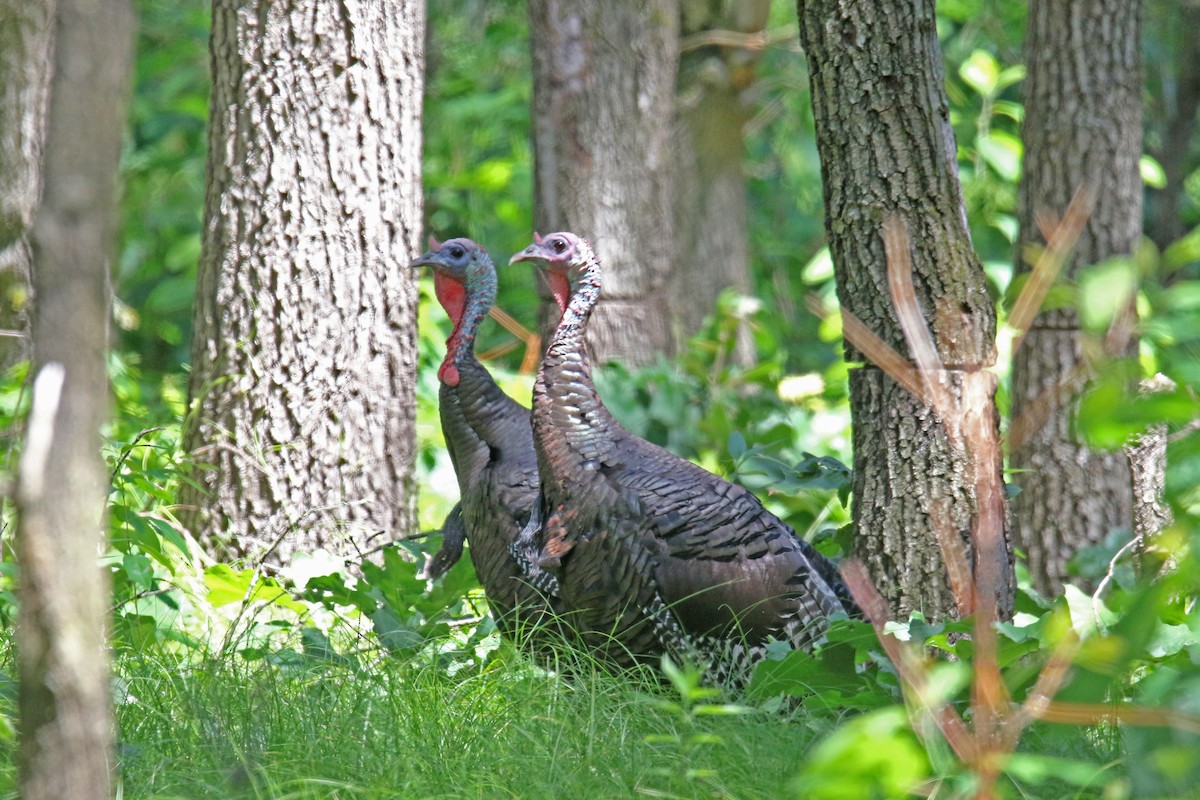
[
  {"xmin": 434, "ymin": 271, "xmax": 467, "ymax": 387},
  {"xmin": 439, "ymin": 360, "xmax": 460, "ymax": 387},
  {"xmin": 433, "ymin": 272, "xmax": 467, "ymax": 325},
  {"xmin": 547, "ymin": 271, "xmax": 571, "ymax": 313}
]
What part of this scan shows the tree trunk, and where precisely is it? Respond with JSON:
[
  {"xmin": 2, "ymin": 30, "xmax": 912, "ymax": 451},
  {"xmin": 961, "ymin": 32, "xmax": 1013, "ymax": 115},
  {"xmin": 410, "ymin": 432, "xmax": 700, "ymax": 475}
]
[
  {"xmin": 1011, "ymin": 0, "xmax": 1141, "ymax": 595},
  {"xmin": 180, "ymin": 0, "xmax": 424, "ymax": 566},
  {"xmin": 796, "ymin": 1, "xmax": 1011, "ymax": 620},
  {"xmin": 16, "ymin": 0, "xmax": 133, "ymax": 796},
  {"xmin": 0, "ymin": 0, "xmax": 53, "ymax": 371},
  {"xmin": 1127, "ymin": 374, "xmax": 1173, "ymax": 566},
  {"xmin": 527, "ymin": 0, "xmax": 679, "ymax": 366},
  {"xmin": 670, "ymin": 0, "xmax": 766, "ymax": 364}
]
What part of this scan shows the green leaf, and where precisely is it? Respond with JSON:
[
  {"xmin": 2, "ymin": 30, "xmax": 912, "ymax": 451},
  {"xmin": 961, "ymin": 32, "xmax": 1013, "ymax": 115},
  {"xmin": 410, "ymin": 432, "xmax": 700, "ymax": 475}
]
[
  {"xmin": 201, "ymin": 565, "xmax": 307, "ymax": 613},
  {"xmin": 203, "ymin": 563, "xmax": 255, "ymax": 607},
  {"xmin": 472, "ymin": 159, "xmax": 514, "ymax": 191},
  {"xmin": 959, "ymin": 49, "xmax": 1000, "ymax": 96},
  {"xmin": 121, "ymin": 553, "xmax": 155, "ymax": 592},
  {"xmin": 727, "ymin": 430, "xmax": 747, "ymax": 461},
  {"xmin": 747, "ymin": 643, "xmax": 872, "ymax": 707},
  {"xmin": 995, "ymin": 64, "xmax": 1027, "ymax": 91},
  {"xmin": 692, "ymin": 703, "xmax": 752, "ymax": 716},
  {"xmin": 1163, "ymin": 229, "xmax": 1200, "ymax": 272},
  {"xmin": 792, "ymin": 707, "xmax": 930, "ymax": 799},
  {"xmin": 976, "ymin": 131, "xmax": 1022, "ymax": 182},
  {"xmin": 1078, "ymin": 257, "xmax": 1137, "ymax": 332},
  {"xmin": 643, "ymin": 733, "xmax": 682, "ymax": 746},
  {"xmin": 1063, "ymin": 583, "xmax": 1115, "ymax": 637},
  {"xmin": 1147, "ymin": 623, "xmax": 1200, "ymax": 659},
  {"xmin": 301, "ymin": 572, "xmax": 377, "ymax": 614},
  {"xmin": 1077, "ymin": 367, "xmax": 1197, "ymax": 448},
  {"xmin": 371, "ymin": 605, "xmax": 425, "ymax": 652},
  {"xmin": 992, "ymin": 99, "xmax": 1025, "ymax": 122},
  {"xmin": 300, "ymin": 627, "xmax": 356, "ymax": 668},
  {"xmin": 1140, "ymin": 154, "xmax": 1168, "ymax": 188},
  {"xmin": 1161, "ymin": 280, "xmax": 1200, "ymax": 311},
  {"xmin": 1005, "ymin": 753, "xmax": 1111, "ymax": 787},
  {"xmin": 802, "ymin": 246, "xmax": 834, "ymax": 285},
  {"xmin": 144, "ymin": 515, "xmax": 189, "ymax": 555}
]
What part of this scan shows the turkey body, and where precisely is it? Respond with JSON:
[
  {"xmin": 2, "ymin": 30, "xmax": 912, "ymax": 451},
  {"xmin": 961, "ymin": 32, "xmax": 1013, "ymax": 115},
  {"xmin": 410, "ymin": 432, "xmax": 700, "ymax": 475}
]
[
  {"xmin": 511, "ymin": 232, "xmax": 853, "ymax": 678},
  {"xmin": 413, "ymin": 238, "xmax": 560, "ymax": 641}
]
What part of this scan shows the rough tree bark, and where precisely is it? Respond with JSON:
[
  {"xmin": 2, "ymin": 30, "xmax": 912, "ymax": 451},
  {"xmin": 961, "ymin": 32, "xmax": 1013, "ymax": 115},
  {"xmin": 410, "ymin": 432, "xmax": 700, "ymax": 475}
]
[
  {"xmin": 180, "ymin": 0, "xmax": 424, "ymax": 565},
  {"xmin": 527, "ymin": 0, "xmax": 679, "ymax": 366},
  {"xmin": 1011, "ymin": 0, "xmax": 1142, "ymax": 595},
  {"xmin": 670, "ymin": 0, "xmax": 766, "ymax": 363},
  {"xmin": 796, "ymin": 1, "xmax": 1011, "ymax": 619},
  {"xmin": 16, "ymin": 0, "xmax": 133, "ymax": 796},
  {"xmin": 0, "ymin": 0, "xmax": 53, "ymax": 370}
]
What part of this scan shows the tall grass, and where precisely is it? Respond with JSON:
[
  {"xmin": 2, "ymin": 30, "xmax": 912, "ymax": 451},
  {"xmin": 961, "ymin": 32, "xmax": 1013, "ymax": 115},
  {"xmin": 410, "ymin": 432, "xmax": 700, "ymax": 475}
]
[{"xmin": 23, "ymin": 644, "xmax": 814, "ymax": 800}]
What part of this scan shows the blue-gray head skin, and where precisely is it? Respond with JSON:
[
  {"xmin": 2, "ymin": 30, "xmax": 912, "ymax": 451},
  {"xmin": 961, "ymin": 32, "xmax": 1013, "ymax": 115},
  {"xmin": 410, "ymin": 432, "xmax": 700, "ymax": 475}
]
[
  {"xmin": 509, "ymin": 231, "xmax": 600, "ymax": 319},
  {"xmin": 410, "ymin": 236, "xmax": 498, "ymax": 386}
]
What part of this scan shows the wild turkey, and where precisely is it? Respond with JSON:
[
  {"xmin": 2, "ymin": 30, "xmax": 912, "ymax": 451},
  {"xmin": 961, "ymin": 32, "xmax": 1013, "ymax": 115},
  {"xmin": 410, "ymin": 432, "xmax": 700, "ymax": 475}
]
[
  {"xmin": 422, "ymin": 501, "xmax": 465, "ymax": 580},
  {"xmin": 411, "ymin": 237, "xmax": 561, "ymax": 640},
  {"xmin": 509, "ymin": 232, "xmax": 854, "ymax": 682}
]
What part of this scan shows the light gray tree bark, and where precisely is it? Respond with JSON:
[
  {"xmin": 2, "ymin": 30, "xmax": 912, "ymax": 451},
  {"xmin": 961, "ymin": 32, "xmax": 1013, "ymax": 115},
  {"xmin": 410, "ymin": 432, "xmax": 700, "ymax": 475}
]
[
  {"xmin": 0, "ymin": 0, "xmax": 53, "ymax": 370},
  {"xmin": 671, "ymin": 0, "xmax": 766, "ymax": 364},
  {"xmin": 797, "ymin": 0, "xmax": 1011, "ymax": 620},
  {"xmin": 1011, "ymin": 0, "xmax": 1142, "ymax": 594},
  {"xmin": 16, "ymin": 0, "xmax": 133, "ymax": 796},
  {"xmin": 527, "ymin": 0, "xmax": 679, "ymax": 366},
  {"xmin": 180, "ymin": 0, "xmax": 424, "ymax": 565}
]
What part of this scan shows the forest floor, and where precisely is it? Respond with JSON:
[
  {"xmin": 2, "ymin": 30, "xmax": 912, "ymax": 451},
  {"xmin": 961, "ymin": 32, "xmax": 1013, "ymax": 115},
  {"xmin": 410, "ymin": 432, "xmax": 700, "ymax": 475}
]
[{"xmin": 1, "ymin": 644, "xmax": 819, "ymax": 800}]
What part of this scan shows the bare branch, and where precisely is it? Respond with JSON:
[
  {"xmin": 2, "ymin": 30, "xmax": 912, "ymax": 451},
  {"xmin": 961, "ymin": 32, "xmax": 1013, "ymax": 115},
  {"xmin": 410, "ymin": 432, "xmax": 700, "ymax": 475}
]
[
  {"xmin": 841, "ymin": 559, "xmax": 978, "ymax": 765},
  {"xmin": 883, "ymin": 215, "xmax": 943, "ymax": 375},
  {"xmin": 1009, "ymin": 184, "xmax": 1095, "ymax": 351},
  {"xmin": 930, "ymin": 498, "xmax": 975, "ymax": 617},
  {"xmin": 840, "ymin": 309, "xmax": 928, "ymax": 402},
  {"xmin": 1037, "ymin": 702, "xmax": 1200, "ymax": 734},
  {"xmin": 1090, "ymin": 536, "xmax": 1141, "ymax": 630},
  {"xmin": 488, "ymin": 305, "xmax": 542, "ymax": 374},
  {"xmin": 679, "ymin": 27, "xmax": 789, "ymax": 53},
  {"xmin": 1003, "ymin": 631, "xmax": 1080, "ymax": 749}
]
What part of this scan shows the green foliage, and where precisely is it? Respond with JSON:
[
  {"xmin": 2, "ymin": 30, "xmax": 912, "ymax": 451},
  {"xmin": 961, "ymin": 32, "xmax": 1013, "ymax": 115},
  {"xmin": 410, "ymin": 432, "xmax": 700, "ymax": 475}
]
[
  {"xmin": 748, "ymin": 617, "xmax": 899, "ymax": 716},
  {"xmin": 0, "ymin": 0, "xmax": 1194, "ymax": 797},
  {"xmin": 792, "ymin": 707, "xmax": 931, "ymax": 799},
  {"xmin": 119, "ymin": 0, "xmax": 210, "ymax": 371},
  {"xmin": 422, "ymin": 1, "xmax": 538, "ymax": 362},
  {"xmin": 640, "ymin": 657, "xmax": 756, "ymax": 793}
]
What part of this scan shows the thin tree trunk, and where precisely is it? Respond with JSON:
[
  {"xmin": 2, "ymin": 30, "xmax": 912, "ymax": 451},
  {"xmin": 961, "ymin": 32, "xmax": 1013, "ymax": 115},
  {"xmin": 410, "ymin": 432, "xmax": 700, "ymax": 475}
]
[
  {"xmin": 16, "ymin": 0, "xmax": 133, "ymax": 795},
  {"xmin": 1011, "ymin": 0, "xmax": 1142, "ymax": 595},
  {"xmin": 0, "ymin": 0, "xmax": 53, "ymax": 370},
  {"xmin": 671, "ymin": 0, "xmax": 766, "ymax": 364},
  {"xmin": 527, "ymin": 0, "xmax": 679, "ymax": 366},
  {"xmin": 1127, "ymin": 374, "xmax": 1173, "ymax": 566},
  {"xmin": 796, "ymin": 0, "xmax": 1011, "ymax": 620},
  {"xmin": 180, "ymin": 0, "xmax": 424, "ymax": 565}
]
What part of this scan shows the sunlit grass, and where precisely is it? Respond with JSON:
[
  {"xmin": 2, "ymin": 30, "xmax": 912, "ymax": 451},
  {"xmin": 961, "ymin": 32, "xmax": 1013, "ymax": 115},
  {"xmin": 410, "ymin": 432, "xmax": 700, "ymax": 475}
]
[{"xmin": 85, "ymin": 644, "xmax": 815, "ymax": 800}]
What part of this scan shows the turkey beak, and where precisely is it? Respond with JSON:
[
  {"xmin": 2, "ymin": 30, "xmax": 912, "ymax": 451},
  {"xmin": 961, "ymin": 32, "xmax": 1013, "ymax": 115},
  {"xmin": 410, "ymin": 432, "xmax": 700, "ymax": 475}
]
[
  {"xmin": 410, "ymin": 251, "xmax": 441, "ymax": 270},
  {"xmin": 410, "ymin": 234, "xmax": 444, "ymax": 269},
  {"xmin": 509, "ymin": 243, "xmax": 545, "ymax": 265}
]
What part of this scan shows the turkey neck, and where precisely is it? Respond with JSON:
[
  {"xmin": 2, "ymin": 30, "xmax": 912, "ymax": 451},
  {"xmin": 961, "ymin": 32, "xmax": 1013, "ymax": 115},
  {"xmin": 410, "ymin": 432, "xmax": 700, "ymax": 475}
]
[
  {"xmin": 435, "ymin": 270, "xmax": 494, "ymax": 388},
  {"xmin": 436, "ymin": 269, "xmax": 497, "ymax": 492},
  {"xmin": 535, "ymin": 254, "xmax": 613, "ymax": 464}
]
